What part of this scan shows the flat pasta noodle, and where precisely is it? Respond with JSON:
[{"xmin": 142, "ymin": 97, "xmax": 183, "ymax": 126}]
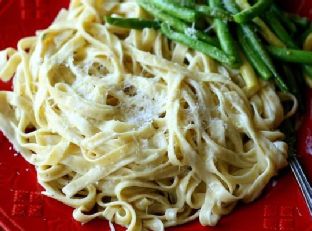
[{"xmin": 0, "ymin": 0, "xmax": 297, "ymax": 231}]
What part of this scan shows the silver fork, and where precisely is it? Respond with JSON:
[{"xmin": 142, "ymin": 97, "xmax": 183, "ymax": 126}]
[{"xmin": 289, "ymin": 156, "xmax": 312, "ymax": 215}]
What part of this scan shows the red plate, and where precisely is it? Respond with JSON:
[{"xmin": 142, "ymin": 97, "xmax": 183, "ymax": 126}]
[{"xmin": 0, "ymin": 1, "xmax": 312, "ymax": 231}]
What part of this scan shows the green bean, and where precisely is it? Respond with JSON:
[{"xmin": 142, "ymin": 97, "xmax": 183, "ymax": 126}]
[
  {"xmin": 263, "ymin": 8, "xmax": 297, "ymax": 49},
  {"xmin": 138, "ymin": 0, "xmax": 219, "ymax": 46},
  {"xmin": 282, "ymin": 65, "xmax": 300, "ymax": 97},
  {"xmin": 237, "ymin": 26, "xmax": 271, "ymax": 80},
  {"xmin": 223, "ymin": 0, "xmax": 288, "ymax": 91},
  {"xmin": 233, "ymin": 0, "xmax": 273, "ymax": 24},
  {"xmin": 267, "ymin": 46, "xmax": 312, "ymax": 64},
  {"xmin": 271, "ymin": 5, "xmax": 296, "ymax": 35},
  {"xmin": 222, "ymin": 0, "xmax": 240, "ymax": 14},
  {"xmin": 282, "ymin": 65, "xmax": 304, "ymax": 112},
  {"xmin": 267, "ymin": 43, "xmax": 312, "ymax": 93},
  {"xmin": 303, "ymin": 65, "xmax": 312, "ymax": 78},
  {"xmin": 209, "ymin": 0, "xmax": 241, "ymax": 67},
  {"xmin": 195, "ymin": 5, "xmax": 232, "ymax": 21},
  {"xmin": 160, "ymin": 23, "xmax": 234, "ymax": 65},
  {"xmin": 183, "ymin": 0, "xmax": 195, "ymax": 7},
  {"xmin": 273, "ymin": 74, "xmax": 289, "ymax": 92},
  {"xmin": 286, "ymin": 13, "xmax": 309, "ymax": 28},
  {"xmin": 145, "ymin": 0, "xmax": 198, "ymax": 23},
  {"xmin": 172, "ymin": 0, "xmax": 195, "ymax": 8},
  {"xmin": 223, "ymin": 1, "xmax": 270, "ymax": 71},
  {"xmin": 105, "ymin": 16, "xmax": 160, "ymax": 30},
  {"xmin": 138, "ymin": 0, "xmax": 185, "ymax": 30},
  {"xmin": 241, "ymin": 25, "xmax": 288, "ymax": 91}
]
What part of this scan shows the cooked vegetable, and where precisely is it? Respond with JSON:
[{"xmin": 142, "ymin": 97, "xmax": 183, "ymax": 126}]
[
  {"xmin": 303, "ymin": 65, "xmax": 312, "ymax": 78},
  {"xmin": 253, "ymin": 17, "xmax": 285, "ymax": 47},
  {"xmin": 113, "ymin": 0, "xmax": 312, "ymax": 92},
  {"xmin": 209, "ymin": 0, "xmax": 241, "ymax": 67},
  {"xmin": 145, "ymin": 0, "xmax": 198, "ymax": 23},
  {"xmin": 233, "ymin": 0, "xmax": 272, "ymax": 24},
  {"xmin": 237, "ymin": 26, "xmax": 271, "ymax": 80},
  {"xmin": 160, "ymin": 23, "xmax": 234, "ymax": 65},
  {"xmin": 195, "ymin": 5, "xmax": 232, "ymax": 21},
  {"xmin": 105, "ymin": 16, "xmax": 160, "ymax": 29},
  {"xmin": 138, "ymin": 0, "xmax": 219, "ymax": 46},
  {"xmin": 223, "ymin": 0, "xmax": 288, "ymax": 91},
  {"xmin": 263, "ymin": 8, "xmax": 297, "ymax": 48},
  {"xmin": 286, "ymin": 13, "xmax": 310, "ymax": 28},
  {"xmin": 282, "ymin": 65, "xmax": 302, "ymax": 108},
  {"xmin": 267, "ymin": 46, "xmax": 312, "ymax": 64},
  {"xmin": 270, "ymin": 5, "xmax": 297, "ymax": 35},
  {"xmin": 172, "ymin": 0, "xmax": 195, "ymax": 8}
]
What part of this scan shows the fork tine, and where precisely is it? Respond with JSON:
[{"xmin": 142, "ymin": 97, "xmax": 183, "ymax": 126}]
[{"xmin": 289, "ymin": 156, "xmax": 312, "ymax": 216}]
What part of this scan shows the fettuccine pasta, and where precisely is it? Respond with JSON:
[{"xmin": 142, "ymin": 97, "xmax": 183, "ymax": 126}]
[{"xmin": 0, "ymin": 0, "xmax": 297, "ymax": 230}]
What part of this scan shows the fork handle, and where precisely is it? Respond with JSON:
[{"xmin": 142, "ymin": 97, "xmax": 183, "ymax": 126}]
[{"xmin": 289, "ymin": 156, "xmax": 312, "ymax": 216}]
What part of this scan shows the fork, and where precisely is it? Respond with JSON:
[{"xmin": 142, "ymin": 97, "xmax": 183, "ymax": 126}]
[
  {"xmin": 289, "ymin": 156, "xmax": 312, "ymax": 216},
  {"xmin": 283, "ymin": 119, "xmax": 312, "ymax": 216}
]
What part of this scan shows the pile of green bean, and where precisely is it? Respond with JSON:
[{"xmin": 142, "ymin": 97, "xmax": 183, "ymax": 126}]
[{"xmin": 105, "ymin": 0, "xmax": 312, "ymax": 98}]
